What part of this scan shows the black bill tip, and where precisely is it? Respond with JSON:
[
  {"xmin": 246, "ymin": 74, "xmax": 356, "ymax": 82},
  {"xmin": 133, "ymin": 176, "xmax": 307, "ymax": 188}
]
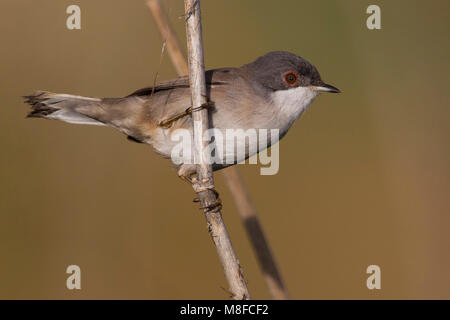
[{"xmin": 316, "ymin": 83, "xmax": 341, "ymax": 93}]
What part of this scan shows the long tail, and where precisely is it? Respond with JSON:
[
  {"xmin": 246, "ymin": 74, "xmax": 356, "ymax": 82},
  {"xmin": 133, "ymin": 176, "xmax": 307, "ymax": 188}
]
[{"xmin": 24, "ymin": 91, "xmax": 106, "ymax": 126}]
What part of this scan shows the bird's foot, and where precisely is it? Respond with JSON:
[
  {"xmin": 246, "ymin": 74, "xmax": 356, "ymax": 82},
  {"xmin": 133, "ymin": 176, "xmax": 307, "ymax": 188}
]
[{"xmin": 177, "ymin": 164, "xmax": 197, "ymax": 184}]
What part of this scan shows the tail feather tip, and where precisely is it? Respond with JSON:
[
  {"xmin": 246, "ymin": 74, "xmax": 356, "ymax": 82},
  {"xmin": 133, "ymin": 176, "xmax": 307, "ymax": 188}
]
[{"xmin": 24, "ymin": 91, "xmax": 57, "ymax": 118}]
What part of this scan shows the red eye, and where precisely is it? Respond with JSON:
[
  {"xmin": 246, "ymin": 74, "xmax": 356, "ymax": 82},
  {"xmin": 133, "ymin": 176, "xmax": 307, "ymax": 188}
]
[{"xmin": 284, "ymin": 71, "xmax": 299, "ymax": 85}]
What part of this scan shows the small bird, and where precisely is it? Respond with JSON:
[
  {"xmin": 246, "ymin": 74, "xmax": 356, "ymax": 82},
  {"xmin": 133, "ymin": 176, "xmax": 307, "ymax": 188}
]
[{"xmin": 24, "ymin": 51, "xmax": 340, "ymax": 179}]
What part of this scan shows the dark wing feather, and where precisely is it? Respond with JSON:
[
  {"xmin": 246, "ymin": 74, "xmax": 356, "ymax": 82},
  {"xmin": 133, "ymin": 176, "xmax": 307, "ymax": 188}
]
[
  {"xmin": 127, "ymin": 77, "xmax": 190, "ymax": 97},
  {"xmin": 126, "ymin": 68, "xmax": 234, "ymax": 97}
]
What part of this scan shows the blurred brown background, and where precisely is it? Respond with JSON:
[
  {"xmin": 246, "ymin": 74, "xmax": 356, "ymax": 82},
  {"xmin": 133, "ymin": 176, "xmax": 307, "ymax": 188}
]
[{"xmin": 0, "ymin": 0, "xmax": 449, "ymax": 299}]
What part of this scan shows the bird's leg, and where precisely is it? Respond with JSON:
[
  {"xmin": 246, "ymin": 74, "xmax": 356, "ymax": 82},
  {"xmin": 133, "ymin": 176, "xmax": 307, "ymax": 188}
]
[
  {"xmin": 177, "ymin": 164, "xmax": 197, "ymax": 184},
  {"xmin": 177, "ymin": 164, "xmax": 201, "ymax": 202}
]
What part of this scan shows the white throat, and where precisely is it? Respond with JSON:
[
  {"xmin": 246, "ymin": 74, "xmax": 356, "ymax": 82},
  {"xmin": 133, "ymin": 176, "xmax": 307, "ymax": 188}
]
[{"xmin": 270, "ymin": 86, "xmax": 318, "ymax": 129}]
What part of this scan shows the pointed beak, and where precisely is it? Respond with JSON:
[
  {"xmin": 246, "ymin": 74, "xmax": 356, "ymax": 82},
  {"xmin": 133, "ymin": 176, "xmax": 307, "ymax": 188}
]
[{"xmin": 315, "ymin": 83, "xmax": 341, "ymax": 93}]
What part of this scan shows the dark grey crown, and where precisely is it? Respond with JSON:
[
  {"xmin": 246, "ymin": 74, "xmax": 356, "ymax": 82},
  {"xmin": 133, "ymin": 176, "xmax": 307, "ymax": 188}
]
[{"xmin": 243, "ymin": 51, "xmax": 324, "ymax": 91}]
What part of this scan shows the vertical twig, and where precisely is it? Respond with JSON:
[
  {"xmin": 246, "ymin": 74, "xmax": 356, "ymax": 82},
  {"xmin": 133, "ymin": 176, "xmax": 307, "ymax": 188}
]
[
  {"xmin": 146, "ymin": 0, "xmax": 289, "ymax": 300},
  {"xmin": 147, "ymin": 0, "xmax": 189, "ymax": 75},
  {"xmin": 182, "ymin": 0, "xmax": 250, "ymax": 300},
  {"xmin": 222, "ymin": 167, "xmax": 289, "ymax": 299}
]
